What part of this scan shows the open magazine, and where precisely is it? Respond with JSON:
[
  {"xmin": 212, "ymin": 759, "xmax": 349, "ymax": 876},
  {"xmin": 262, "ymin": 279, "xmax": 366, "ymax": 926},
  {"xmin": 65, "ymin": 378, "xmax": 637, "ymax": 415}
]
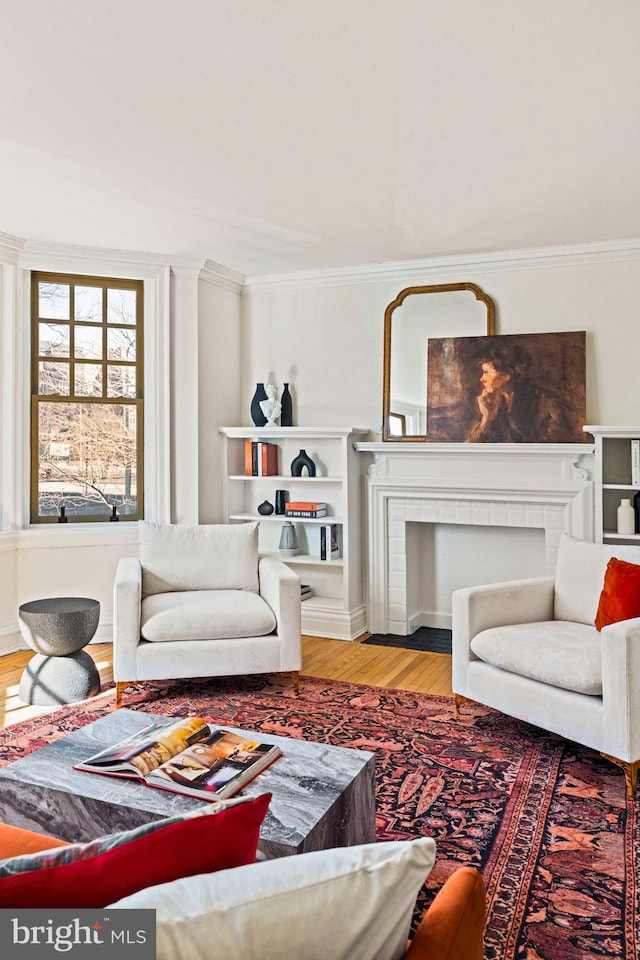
[{"xmin": 73, "ymin": 716, "xmax": 282, "ymax": 800}]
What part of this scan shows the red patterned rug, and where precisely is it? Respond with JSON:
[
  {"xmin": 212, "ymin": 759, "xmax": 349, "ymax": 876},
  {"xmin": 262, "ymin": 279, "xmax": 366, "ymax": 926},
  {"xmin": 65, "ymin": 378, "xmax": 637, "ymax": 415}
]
[{"xmin": 0, "ymin": 675, "xmax": 637, "ymax": 959}]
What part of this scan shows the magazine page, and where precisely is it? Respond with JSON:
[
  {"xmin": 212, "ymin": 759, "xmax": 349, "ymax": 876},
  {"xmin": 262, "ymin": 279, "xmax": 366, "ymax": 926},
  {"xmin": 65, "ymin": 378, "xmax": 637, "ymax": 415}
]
[
  {"xmin": 147, "ymin": 729, "xmax": 282, "ymax": 799},
  {"xmin": 74, "ymin": 716, "xmax": 211, "ymax": 777}
]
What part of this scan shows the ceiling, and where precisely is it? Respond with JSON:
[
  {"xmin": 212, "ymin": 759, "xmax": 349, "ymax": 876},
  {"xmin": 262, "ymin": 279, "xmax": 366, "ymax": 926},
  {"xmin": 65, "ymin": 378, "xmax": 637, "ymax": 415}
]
[{"xmin": 1, "ymin": 0, "xmax": 638, "ymax": 276}]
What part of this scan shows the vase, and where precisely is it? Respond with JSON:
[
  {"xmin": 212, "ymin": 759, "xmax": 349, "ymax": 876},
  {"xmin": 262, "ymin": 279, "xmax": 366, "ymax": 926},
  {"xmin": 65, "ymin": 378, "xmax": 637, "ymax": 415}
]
[
  {"xmin": 257, "ymin": 500, "xmax": 274, "ymax": 516},
  {"xmin": 278, "ymin": 520, "xmax": 299, "ymax": 557},
  {"xmin": 250, "ymin": 383, "xmax": 268, "ymax": 427},
  {"xmin": 617, "ymin": 498, "xmax": 635, "ymax": 535},
  {"xmin": 280, "ymin": 383, "xmax": 293, "ymax": 427},
  {"xmin": 291, "ymin": 449, "xmax": 316, "ymax": 477},
  {"xmin": 275, "ymin": 490, "xmax": 288, "ymax": 515}
]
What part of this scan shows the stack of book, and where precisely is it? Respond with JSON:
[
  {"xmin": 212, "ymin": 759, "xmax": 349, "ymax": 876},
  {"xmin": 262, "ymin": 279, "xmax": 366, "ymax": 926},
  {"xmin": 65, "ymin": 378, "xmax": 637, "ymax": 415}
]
[
  {"xmin": 285, "ymin": 501, "xmax": 327, "ymax": 518},
  {"xmin": 320, "ymin": 523, "xmax": 340, "ymax": 561},
  {"xmin": 300, "ymin": 584, "xmax": 313, "ymax": 602},
  {"xmin": 244, "ymin": 441, "xmax": 279, "ymax": 477}
]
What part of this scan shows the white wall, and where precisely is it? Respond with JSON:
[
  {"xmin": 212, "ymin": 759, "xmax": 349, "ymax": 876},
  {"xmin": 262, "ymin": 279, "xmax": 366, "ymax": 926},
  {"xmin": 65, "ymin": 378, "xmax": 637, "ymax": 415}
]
[
  {"xmin": 198, "ymin": 275, "xmax": 243, "ymax": 523},
  {"xmin": 242, "ymin": 254, "xmax": 640, "ymax": 430},
  {"xmin": 242, "ymin": 248, "xmax": 640, "ymax": 625}
]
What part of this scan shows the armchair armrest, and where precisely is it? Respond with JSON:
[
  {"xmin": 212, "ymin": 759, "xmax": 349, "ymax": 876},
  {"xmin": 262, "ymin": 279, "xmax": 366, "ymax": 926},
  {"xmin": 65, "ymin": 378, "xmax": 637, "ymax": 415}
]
[
  {"xmin": 452, "ymin": 577, "xmax": 555, "ymax": 695},
  {"xmin": 113, "ymin": 557, "xmax": 143, "ymax": 681},
  {"xmin": 258, "ymin": 556, "xmax": 301, "ymax": 670},
  {"xmin": 601, "ymin": 615, "xmax": 640, "ymax": 763},
  {"xmin": 404, "ymin": 867, "xmax": 486, "ymax": 960}
]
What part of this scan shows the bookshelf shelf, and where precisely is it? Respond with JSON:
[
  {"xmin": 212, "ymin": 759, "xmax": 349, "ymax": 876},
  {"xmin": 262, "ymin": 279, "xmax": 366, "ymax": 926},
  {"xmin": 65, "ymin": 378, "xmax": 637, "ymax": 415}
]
[
  {"xmin": 585, "ymin": 425, "xmax": 640, "ymax": 545},
  {"xmin": 219, "ymin": 426, "xmax": 372, "ymax": 640}
]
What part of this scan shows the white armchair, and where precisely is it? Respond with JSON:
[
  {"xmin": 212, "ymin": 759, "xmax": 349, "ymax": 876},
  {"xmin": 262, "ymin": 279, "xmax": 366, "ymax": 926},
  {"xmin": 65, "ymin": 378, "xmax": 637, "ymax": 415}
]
[
  {"xmin": 113, "ymin": 521, "xmax": 301, "ymax": 707},
  {"xmin": 452, "ymin": 532, "xmax": 640, "ymax": 797}
]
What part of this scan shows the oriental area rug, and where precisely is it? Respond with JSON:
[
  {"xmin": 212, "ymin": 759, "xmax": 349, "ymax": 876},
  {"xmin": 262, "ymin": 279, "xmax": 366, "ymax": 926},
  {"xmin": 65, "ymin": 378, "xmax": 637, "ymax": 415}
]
[{"xmin": 0, "ymin": 675, "xmax": 637, "ymax": 960}]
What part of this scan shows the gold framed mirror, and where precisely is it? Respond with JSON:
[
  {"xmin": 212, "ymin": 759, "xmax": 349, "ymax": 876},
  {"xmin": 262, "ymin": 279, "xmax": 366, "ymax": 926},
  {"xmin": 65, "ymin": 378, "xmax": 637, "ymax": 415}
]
[{"xmin": 382, "ymin": 282, "xmax": 496, "ymax": 441}]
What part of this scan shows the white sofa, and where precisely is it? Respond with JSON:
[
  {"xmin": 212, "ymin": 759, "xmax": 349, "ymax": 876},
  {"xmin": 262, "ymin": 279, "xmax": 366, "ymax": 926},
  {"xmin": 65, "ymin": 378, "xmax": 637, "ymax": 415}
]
[
  {"xmin": 113, "ymin": 521, "xmax": 301, "ymax": 706},
  {"xmin": 452, "ymin": 532, "xmax": 640, "ymax": 796}
]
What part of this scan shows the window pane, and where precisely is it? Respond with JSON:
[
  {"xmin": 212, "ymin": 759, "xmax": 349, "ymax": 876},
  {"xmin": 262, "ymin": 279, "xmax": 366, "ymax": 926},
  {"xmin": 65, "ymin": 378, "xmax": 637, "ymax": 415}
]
[
  {"xmin": 107, "ymin": 327, "xmax": 136, "ymax": 361},
  {"xmin": 36, "ymin": 402, "xmax": 138, "ymax": 518},
  {"xmin": 75, "ymin": 286, "xmax": 103, "ymax": 323},
  {"xmin": 39, "ymin": 323, "xmax": 70, "ymax": 358},
  {"xmin": 39, "ymin": 361, "xmax": 70, "ymax": 394},
  {"xmin": 108, "ymin": 288, "xmax": 136, "ymax": 325},
  {"xmin": 38, "ymin": 282, "xmax": 70, "ymax": 320},
  {"xmin": 74, "ymin": 363, "xmax": 103, "ymax": 396},
  {"xmin": 107, "ymin": 365, "xmax": 137, "ymax": 398},
  {"xmin": 74, "ymin": 325, "xmax": 103, "ymax": 359}
]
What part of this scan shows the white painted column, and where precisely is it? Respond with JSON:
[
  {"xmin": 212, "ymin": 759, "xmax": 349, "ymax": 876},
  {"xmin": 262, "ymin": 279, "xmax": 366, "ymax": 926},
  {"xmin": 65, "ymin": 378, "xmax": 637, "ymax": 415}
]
[{"xmin": 170, "ymin": 263, "xmax": 205, "ymax": 524}]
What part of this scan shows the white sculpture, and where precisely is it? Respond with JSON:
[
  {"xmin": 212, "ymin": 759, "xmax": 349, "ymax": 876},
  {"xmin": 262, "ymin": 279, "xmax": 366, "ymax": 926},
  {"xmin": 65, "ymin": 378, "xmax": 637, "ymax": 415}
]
[{"xmin": 260, "ymin": 383, "xmax": 281, "ymax": 426}]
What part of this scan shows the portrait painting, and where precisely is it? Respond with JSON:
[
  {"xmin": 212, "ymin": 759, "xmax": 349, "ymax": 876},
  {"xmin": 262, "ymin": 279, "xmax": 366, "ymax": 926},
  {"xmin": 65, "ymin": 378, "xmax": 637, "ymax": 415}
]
[{"xmin": 426, "ymin": 331, "xmax": 587, "ymax": 443}]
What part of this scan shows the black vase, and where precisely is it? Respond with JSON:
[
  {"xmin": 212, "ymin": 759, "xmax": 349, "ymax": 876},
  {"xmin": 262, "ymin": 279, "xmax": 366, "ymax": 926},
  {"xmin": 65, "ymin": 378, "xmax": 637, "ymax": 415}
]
[
  {"xmin": 257, "ymin": 500, "xmax": 274, "ymax": 516},
  {"xmin": 280, "ymin": 383, "xmax": 293, "ymax": 427},
  {"xmin": 275, "ymin": 490, "xmax": 288, "ymax": 515},
  {"xmin": 291, "ymin": 449, "xmax": 316, "ymax": 477},
  {"xmin": 250, "ymin": 383, "xmax": 268, "ymax": 427}
]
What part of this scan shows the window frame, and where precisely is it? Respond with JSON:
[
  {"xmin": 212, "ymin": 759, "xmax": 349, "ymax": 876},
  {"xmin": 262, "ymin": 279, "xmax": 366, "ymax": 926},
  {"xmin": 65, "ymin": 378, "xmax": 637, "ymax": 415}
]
[{"xmin": 30, "ymin": 271, "xmax": 145, "ymax": 524}]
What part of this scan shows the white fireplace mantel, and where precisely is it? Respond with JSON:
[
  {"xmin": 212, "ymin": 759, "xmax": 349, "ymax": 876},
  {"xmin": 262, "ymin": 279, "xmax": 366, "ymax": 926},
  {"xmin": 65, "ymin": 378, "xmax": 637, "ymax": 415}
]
[{"xmin": 354, "ymin": 442, "xmax": 595, "ymax": 634}]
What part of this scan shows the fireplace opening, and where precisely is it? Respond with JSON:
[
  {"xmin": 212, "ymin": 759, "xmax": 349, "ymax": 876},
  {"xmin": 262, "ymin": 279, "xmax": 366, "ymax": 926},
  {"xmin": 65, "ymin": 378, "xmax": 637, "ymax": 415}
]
[{"xmin": 405, "ymin": 522, "xmax": 547, "ymax": 631}]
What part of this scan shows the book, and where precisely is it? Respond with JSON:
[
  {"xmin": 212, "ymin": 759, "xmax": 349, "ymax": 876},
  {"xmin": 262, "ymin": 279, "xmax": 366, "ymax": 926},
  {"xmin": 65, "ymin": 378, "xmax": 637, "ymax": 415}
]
[
  {"xmin": 285, "ymin": 502, "xmax": 327, "ymax": 510},
  {"xmin": 632, "ymin": 439, "xmax": 640, "ymax": 486},
  {"xmin": 259, "ymin": 442, "xmax": 279, "ymax": 477},
  {"xmin": 243, "ymin": 441, "xmax": 279, "ymax": 477},
  {"xmin": 73, "ymin": 716, "xmax": 282, "ymax": 801},
  {"xmin": 285, "ymin": 508, "xmax": 327, "ymax": 518},
  {"xmin": 320, "ymin": 523, "xmax": 340, "ymax": 561}
]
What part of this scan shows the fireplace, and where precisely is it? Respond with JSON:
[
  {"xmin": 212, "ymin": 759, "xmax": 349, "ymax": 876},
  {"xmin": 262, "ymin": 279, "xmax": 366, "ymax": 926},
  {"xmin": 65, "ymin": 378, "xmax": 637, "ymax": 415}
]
[{"xmin": 354, "ymin": 442, "xmax": 594, "ymax": 635}]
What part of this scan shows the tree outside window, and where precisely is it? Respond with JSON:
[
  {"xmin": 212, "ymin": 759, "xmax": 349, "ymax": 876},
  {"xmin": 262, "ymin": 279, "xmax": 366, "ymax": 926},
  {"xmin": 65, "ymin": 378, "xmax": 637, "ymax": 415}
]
[{"xmin": 31, "ymin": 273, "xmax": 144, "ymax": 522}]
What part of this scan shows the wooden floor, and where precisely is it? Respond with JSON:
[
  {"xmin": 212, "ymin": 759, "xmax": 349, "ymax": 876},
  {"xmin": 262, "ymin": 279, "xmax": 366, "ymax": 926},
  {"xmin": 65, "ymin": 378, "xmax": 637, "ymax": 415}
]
[{"xmin": 0, "ymin": 635, "xmax": 453, "ymax": 730}]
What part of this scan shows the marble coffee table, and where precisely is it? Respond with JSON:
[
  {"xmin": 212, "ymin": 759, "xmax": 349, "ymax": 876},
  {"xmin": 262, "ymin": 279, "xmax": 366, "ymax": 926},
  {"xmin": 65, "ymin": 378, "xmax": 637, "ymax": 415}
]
[{"xmin": 0, "ymin": 709, "xmax": 376, "ymax": 859}]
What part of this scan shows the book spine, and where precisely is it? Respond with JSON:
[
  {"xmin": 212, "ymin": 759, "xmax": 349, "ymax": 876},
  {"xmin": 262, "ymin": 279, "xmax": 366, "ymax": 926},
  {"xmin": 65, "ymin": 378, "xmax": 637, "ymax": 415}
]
[
  {"xmin": 285, "ymin": 502, "xmax": 327, "ymax": 510},
  {"xmin": 632, "ymin": 439, "xmax": 640, "ymax": 486},
  {"xmin": 262, "ymin": 443, "xmax": 278, "ymax": 476},
  {"xmin": 251, "ymin": 441, "xmax": 259, "ymax": 476},
  {"xmin": 320, "ymin": 524, "xmax": 327, "ymax": 560},
  {"xmin": 286, "ymin": 509, "xmax": 327, "ymax": 517},
  {"xmin": 244, "ymin": 440, "xmax": 253, "ymax": 476}
]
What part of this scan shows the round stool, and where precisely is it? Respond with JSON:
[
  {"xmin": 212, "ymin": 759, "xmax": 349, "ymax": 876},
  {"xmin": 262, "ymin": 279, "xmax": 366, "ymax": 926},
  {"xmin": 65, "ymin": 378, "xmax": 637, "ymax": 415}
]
[{"xmin": 18, "ymin": 597, "xmax": 101, "ymax": 705}]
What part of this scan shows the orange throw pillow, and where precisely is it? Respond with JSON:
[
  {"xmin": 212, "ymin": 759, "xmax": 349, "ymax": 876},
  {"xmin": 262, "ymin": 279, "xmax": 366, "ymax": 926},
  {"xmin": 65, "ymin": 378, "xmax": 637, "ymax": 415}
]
[{"xmin": 595, "ymin": 557, "xmax": 640, "ymax": 631}]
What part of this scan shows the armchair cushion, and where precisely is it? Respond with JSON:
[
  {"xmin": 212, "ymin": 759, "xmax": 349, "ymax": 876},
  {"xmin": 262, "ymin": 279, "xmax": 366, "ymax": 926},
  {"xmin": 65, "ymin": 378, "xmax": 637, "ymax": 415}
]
[
  {"xmin": 110, "ymin": 837, "xmax": 437, "ymax": 960},
  {"xmin": 595, "ymin": 557, "xmax": 640, "ymax": 631},
  {"xmin": 554, "ymin": 533, "xmax": 640, "ymax": 625},
  {"xmin": 470, "ymin": 620, "xmax": 603, "ymax": 695},
  {"xmin": 139, "ymin": 521, "xmax": 259, "ymax": 597},
  {"xmin": 141, "ymin": 590, "xmax": 277, "ymax": 642}
]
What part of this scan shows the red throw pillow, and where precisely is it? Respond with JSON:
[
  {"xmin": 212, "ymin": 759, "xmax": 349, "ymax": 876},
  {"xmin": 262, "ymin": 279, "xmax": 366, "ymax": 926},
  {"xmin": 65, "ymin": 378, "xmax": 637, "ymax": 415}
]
[
  {"xmin": 595, "ymin": 557, "xmax": 640, "ymax": 631},
  {"xmin": 0, "ymin": 792, "xmax": 270, "ymax": 908}
]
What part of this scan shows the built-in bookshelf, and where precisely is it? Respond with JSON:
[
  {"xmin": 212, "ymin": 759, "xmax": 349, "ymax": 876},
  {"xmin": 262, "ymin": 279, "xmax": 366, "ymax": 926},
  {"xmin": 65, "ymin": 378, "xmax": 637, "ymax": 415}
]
[
  {"xmin": 218, "ymin": 427, "xmax": 372, "ymax": 640},
  {"xmin": 584, "ymin": 425, "xmax": 640, "ymax": 544}
]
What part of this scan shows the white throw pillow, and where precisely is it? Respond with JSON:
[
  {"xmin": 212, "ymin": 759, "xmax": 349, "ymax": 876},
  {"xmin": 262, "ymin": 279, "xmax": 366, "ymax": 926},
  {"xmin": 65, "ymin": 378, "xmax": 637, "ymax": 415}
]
[
  {"xmin": 554, "ymin": 532, "xmax": 640, "ymax": 625},
  {"xmin": 108, "ymin": 837, "xmax": 436, "ymax": 960},
  {"xmin": 141, "ymin": 590, "xmax": 277, "ymax": 641},
  {"xmin": 139, "ymin": 521, "xmax": 259, "ymax": 596}
]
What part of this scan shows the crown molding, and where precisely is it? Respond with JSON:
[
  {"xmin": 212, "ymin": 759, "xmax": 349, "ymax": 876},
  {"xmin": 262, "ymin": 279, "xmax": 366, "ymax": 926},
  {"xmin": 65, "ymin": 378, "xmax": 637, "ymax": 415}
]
[
  {"xmin": 242, "ymin": 238, "xmax": 640, "ymax": 292},
  {"xmin": 200, "ymin": 259, "xmax": 245, "ymax": 293},
  {"xmin": 0, "ymin": 231, "xmax": 26, "ymax": 262}
]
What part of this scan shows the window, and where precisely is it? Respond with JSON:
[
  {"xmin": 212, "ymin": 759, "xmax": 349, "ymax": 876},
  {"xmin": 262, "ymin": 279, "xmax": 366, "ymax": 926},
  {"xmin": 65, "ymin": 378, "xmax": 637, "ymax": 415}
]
[{"xmin": 30, "ymin": 272, "xmax": 144, "ymax": 523}]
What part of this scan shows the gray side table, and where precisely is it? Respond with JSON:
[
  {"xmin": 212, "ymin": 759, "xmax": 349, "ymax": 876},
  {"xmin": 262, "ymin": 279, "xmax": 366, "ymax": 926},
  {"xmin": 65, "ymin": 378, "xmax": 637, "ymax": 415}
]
[{"xmin": 18, "ymin": 597, "xmax": 101, "ymax": 705}]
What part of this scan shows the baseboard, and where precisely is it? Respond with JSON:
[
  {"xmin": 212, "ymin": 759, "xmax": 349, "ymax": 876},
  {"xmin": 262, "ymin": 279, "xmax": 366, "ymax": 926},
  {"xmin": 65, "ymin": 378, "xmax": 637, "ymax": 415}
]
[
  {"xmin": 302, "ymin": 604, "xmax": 367, "ymax": 641},
  {"xmin": 394, "ymin": 611, "xmax": 453, "ymax": 636},
  {"xmin": 0, "ymin": 623, "xmax": 25, "ymax": 656},
  {"xmin": 0, "ymin": 620, "xmax": 113, "ymax": 658}
]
